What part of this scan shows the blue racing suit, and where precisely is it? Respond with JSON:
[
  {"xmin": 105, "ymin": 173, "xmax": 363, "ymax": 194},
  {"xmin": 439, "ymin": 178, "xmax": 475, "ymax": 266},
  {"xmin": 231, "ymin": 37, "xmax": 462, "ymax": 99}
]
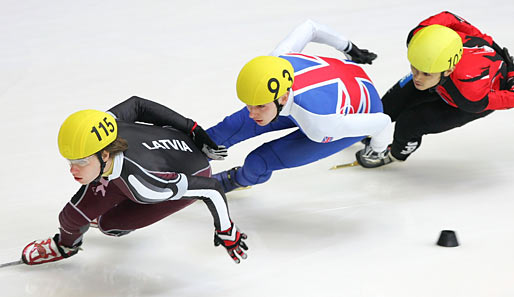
[{"xmin": 207, "ymin": 52, "xmax": 390, "ymax": 186}]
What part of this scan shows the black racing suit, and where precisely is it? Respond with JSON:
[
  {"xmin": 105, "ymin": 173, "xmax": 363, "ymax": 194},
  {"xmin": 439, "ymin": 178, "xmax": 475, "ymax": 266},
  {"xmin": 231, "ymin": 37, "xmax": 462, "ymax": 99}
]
[{"xmin": 59, "ymin": 97, "xmax": 231, "ymax": 247}]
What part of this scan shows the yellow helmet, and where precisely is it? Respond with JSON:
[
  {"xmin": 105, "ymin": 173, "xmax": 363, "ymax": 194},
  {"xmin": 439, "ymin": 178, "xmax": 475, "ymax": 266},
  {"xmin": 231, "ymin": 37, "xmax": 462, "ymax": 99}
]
[
  {"xmin": 236, "ymin": 56, "xmax": 294, "ymax": 106},
  {"xmin": 58, "ymin": 110, "xmax": 117, "ymax": 160},
  {"xmin": 408, "ymin": 24, "xmax": 463, "ymax": 73}
]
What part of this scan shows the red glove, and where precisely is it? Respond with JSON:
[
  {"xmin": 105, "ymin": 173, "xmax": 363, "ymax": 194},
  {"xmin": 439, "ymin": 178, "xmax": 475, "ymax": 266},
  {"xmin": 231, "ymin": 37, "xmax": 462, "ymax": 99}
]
[
  {"xmin": 21, "ymin": 234, "xmax": 81, "ymax": 265},
  {"xmin": 214, "ymin": 222, "xmax": 248, "ymax": 264}
]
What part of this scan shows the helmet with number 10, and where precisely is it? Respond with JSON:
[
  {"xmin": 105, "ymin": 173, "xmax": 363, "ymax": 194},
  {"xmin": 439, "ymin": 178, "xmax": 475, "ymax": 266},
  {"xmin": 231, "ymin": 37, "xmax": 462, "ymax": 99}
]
[
  {"xmin": 58, "ymin": 110, "xmax": 118, "ymax": 160},
  {"xmin": 236, "ymin": 56, "xmax": 295, "ymax": 106},
  {"xmin": 408, "ymin": 24, "xmax": 463, "ymax": 73}
]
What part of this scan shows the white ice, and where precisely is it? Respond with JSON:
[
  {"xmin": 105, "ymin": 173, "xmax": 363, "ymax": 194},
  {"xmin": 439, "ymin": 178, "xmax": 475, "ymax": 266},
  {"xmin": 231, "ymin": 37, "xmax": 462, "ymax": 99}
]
[{"xmin": 1, "ymin": 1, "xmax": 514, "ymax": 296}]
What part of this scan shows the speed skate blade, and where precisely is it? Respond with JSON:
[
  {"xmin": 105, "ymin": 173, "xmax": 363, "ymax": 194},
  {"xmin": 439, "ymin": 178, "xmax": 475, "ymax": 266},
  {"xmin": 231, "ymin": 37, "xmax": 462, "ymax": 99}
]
[
  {"xmin": 234, "ymin": 185, "xmax": 252, "ymax": 191},
  {"xmin": 329, "ymin": 161, "xmax": 359, "ymax": 170},
  {"xmin": 0, "ymin": 260, "xmax": 23, "ymax": 268}
]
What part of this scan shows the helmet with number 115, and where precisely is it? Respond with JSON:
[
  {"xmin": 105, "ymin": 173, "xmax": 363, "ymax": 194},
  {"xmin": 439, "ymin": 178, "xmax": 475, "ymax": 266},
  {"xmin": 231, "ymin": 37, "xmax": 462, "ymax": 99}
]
[
  {"xmin": 58, "ymin": 110, "xmax": 118, "ymax": 160},
  {"xmin": 408, "ymin": 24, "xmax": 463, "ymax": 73},
  {"xmin": 236, "ymin": 56, "xmax": 295, "ymax": 106}
]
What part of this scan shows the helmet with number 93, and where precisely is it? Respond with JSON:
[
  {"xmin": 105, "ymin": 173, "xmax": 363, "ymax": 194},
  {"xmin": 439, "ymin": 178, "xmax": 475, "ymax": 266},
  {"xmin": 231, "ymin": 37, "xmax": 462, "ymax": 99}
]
[
  {"xmin": 408, "ymin": 24, "xmax": 463, "ymax": 73},
  {"xmin": 236, "ymin": 56, "xmax": 295, "ymax": 106},
  {"xmin": 58, "ymin": 110, "xmax": 117, "ymax": 160}
]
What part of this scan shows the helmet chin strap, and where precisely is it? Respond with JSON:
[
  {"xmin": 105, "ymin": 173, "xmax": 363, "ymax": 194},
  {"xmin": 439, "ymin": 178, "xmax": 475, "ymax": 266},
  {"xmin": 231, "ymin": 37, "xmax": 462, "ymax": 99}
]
[
  {"xmin": 93, "ymin": 151, "xmax": 107, "ymax": 184},
  {"xmin": 271, "ymin": 99, "xmax": 284, "ymax": 122},
  {"xmin": 438, "ymin": 72, "xmax": 450, "ymax": 85},
  {"xmin": 429, "ymin": 72, "xmax": 449, "ymax": 92},
  {"xmin": 271, "ymin": 89, "xmax": 289, "ymax": 122}
]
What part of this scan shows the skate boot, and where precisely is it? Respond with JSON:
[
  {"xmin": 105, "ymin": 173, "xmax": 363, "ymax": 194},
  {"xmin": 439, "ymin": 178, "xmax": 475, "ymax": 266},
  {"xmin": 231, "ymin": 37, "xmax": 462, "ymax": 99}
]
[
  {"xmin": 212, "ymin": 166, "xmax": 245, "ymax": 193},
  {"xmin": 355, "ymin": 145, "xmax": 394, "ymax": 168},
  {"xmin": 360, "ymin": 136, "xmax": 371, "ymax": 146}
]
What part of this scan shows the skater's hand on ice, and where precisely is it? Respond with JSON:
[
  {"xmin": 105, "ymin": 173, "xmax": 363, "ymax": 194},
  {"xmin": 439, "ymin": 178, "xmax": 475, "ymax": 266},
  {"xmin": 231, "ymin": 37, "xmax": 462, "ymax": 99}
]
[{"xmin": 214, "ymin": 222, "xmax": 248, "ymax": 264}]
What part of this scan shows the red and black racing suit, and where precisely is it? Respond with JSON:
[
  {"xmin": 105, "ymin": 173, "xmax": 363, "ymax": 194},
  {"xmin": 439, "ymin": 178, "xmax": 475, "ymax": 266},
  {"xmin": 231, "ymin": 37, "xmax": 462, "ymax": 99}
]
[{"xmin": 382, "ymin": 11, "xmax": 514, "ymax": 160}]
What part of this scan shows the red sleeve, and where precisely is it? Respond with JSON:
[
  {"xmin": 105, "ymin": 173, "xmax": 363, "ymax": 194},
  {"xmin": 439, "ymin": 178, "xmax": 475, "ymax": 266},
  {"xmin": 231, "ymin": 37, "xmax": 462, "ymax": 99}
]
[
  {"xmin": 408, "ymin": 11, "xmax": 493, "ymax": 45},
  {"xmin": 486, "ymin": 90, "xmax": 514, "ymax": 110}
]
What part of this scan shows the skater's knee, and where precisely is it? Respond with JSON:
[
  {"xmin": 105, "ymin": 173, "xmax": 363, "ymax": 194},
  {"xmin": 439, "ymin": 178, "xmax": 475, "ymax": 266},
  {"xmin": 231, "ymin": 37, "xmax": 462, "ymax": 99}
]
[
  {"xmin": 99, "ymin": 227, "xmax": 133, "ymax": 237},
  {"xmin": 98, "ymin": 217, "xmax": 133, "ymax": 237},
  {"xmin": 244, "ymin": 151, "xmax": 268, "ymax": 172},
  {"xmin": 241, "ymin": 149, "xmax": 274, "ymax": 184}
]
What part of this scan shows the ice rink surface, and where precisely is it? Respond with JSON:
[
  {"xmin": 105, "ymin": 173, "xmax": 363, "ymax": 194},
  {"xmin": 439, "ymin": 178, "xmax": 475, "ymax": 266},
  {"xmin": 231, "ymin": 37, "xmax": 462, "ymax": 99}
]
[{"xmin": 1, "ymin": 0, "xmax": 514, "ymax": 296}]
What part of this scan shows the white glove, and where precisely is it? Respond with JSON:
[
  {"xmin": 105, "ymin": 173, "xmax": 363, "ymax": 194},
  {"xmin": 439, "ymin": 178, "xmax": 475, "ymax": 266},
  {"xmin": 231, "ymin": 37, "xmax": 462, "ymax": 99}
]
[{"xmin": 202, "ymin": 144, "xmax": 228, "ymax": 160}]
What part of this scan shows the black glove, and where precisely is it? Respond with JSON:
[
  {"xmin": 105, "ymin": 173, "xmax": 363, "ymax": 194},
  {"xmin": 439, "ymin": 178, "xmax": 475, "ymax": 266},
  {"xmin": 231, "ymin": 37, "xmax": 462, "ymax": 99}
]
[
  {"xmin": 190, "ymin": 122, "xmax": 227, "ymax": 160},
  {"xmin": 214, "ymin": 222, "xmax": 248, "ymax": 264},
  {"xmin": 500, "ymin": 47, "xmax": 513, "ymax": 68},
  {"xmin": 347, "ymin": 42, "xmax": 377, "ymax": 64},
  {"xmin": 506, "ymin": 77, "xmax": 514, "ymax": 92},
  {"xmin": 501, "ymin": 48, "xmax": 514, "ymax": 91}
]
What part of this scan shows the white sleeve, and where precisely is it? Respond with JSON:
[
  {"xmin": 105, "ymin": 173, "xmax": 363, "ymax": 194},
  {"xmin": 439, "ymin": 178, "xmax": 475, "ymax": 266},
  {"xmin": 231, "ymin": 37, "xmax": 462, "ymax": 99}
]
[
  {"xmin": 270, "ymin": 19, "xmax": 352, "ymax": 56},
  {"xmin": 293, "ymin": 108, "xmax": 392, "ymax": 151}
]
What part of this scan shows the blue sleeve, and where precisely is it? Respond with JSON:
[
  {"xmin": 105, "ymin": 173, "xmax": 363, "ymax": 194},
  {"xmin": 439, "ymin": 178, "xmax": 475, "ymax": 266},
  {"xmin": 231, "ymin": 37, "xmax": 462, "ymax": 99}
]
[
  {"xmin": 206, "ymin": 108, "xmax": 258, "ymax": 148},
  {"xmin": 206, "ymin": 107, "xmax": 296, "ymax": 148}
]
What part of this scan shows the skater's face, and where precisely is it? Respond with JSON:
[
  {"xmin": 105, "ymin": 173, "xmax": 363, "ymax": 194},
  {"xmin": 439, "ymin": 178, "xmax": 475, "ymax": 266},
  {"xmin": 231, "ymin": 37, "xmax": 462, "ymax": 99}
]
[
  {"xmin": 247, "ymin": 91, "xmax": 289, "ymax": 126},
  {"xmin": 410, "ymin": 65, "xmax": 454, "ymax": 90},
  {"xmin": 410, "ymin": 65, "xmax": 442, "ymax": 90},
  {"xmin": 68, "ymin": 151, "xmax": 110, "ymax": 185}
]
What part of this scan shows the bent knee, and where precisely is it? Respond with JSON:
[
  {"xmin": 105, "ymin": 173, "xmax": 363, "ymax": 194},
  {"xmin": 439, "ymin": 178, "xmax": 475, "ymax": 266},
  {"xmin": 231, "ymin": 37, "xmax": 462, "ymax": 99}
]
[
  {"xmin": 98, "ymin": 218, "xmax": 134, "ymax": 237},
  {"xmin": 99, "ymin": 227, "xmax": 133, "ymax": 237}
]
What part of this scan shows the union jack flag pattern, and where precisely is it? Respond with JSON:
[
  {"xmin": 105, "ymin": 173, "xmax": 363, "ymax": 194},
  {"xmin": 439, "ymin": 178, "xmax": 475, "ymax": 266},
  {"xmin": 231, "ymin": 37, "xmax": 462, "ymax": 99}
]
[
  {"xmin": 322, "ymin": 136, "xmax": 333, "ymax": 143},
  {"xmin": 277, "ymin": 53, "xmax": 382, "ymax": 143},
  {"xmin": 282, "ymin": 53, "xmax": 375, "ymax": 116}
]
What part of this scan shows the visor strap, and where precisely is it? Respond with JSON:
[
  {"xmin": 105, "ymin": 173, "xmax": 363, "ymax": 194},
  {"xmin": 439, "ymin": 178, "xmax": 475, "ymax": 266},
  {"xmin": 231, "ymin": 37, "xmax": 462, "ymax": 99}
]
[{"xmin": 93, "ymin": 151, "xmax": 106, "ymax": 184}]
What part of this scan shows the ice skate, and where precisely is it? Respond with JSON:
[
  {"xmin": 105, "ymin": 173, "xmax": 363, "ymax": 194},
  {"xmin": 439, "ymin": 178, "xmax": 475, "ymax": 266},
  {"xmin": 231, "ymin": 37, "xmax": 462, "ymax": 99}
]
[
  {"xmin": 212, "ymin": 167, "xmax": 248, "ymax": 193},
  {"xmin": 355, "ymin": 145, "xmax": 394, "ymax": 168}
]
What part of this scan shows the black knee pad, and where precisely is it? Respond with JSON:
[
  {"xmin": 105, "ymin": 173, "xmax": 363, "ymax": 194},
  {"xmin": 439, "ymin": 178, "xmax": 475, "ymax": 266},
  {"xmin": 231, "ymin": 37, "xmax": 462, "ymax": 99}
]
[{"xmin": 100, "ymin": 228, "xmax": 133, "ymax": 237}]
